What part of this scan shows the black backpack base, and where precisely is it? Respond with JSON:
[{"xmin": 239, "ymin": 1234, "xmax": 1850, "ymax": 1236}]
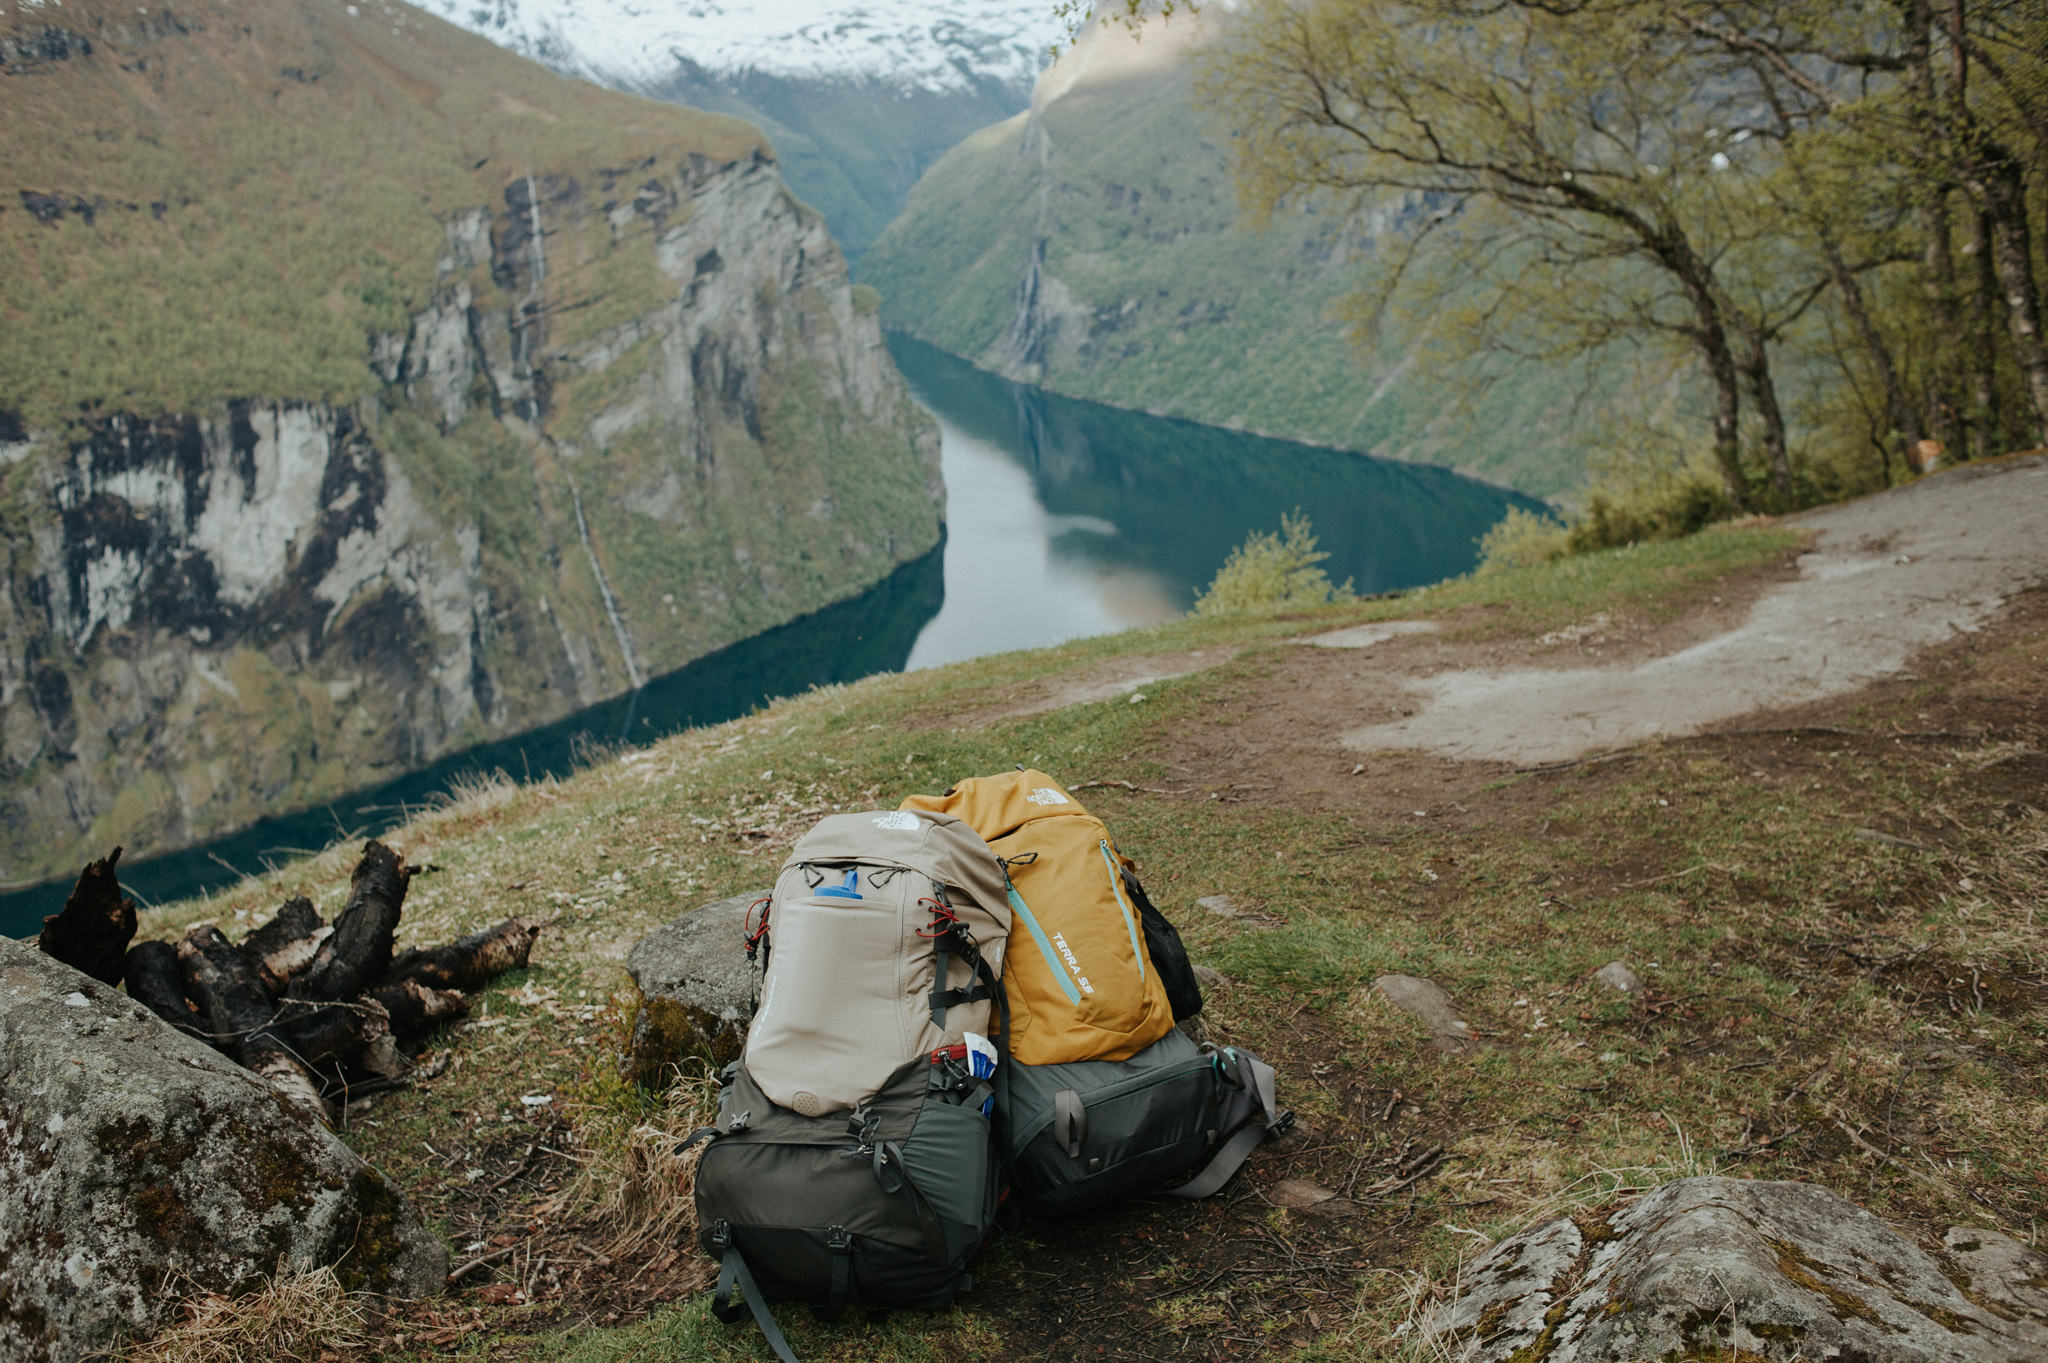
[{"xmin": 694, "ymin": 1055, "xmax": 999, "ymax": 1317}]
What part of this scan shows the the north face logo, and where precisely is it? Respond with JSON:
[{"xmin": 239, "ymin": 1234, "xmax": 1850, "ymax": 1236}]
[
  {"xmin": 1025, "ymin": 788, "xmax": 1069, "ymax": 806},
  {"xmin": 873, "ymin": 811, "xmax": 921, "ymax": 830}
]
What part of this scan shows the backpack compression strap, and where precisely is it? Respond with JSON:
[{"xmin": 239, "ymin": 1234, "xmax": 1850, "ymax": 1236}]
[
  {"xmin": 711, "ymin": 1245, "xmax": 803, "ymax": 1363},
  {"xmin": 1166, "ymin": 1049, "xmax": 1292, "ymax": 1200}
]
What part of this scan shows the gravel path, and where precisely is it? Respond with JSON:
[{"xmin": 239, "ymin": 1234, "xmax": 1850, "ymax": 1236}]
[{"xmin": 1340, "ymin": 454, "xmax": 2048, "ymax": 765}]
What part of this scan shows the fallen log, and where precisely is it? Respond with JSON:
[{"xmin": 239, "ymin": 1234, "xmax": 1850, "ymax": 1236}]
[
  {"xmin": 38, "ymin": 847, "xmax": 137, "ymax": 986},
  {"xmin": 269, "ymin": 997, "xmax": 404, "ymax": 1090},
  {"xmin": 295, "ymin": 841, "xmax": 410, "ymax": 1002},
  {"xmin": 178, "ymin": 925, "xmax": 329, "ymax": 1121},
  {"xmin": 369, "ymin": 980, "xmax": 471, "ymax": 1041},
  {"xmin": 239, "ymin": 895, "xmax": 329, "ymax": 996},
  {"xmin": 47, "ymin": 841, "xmax": 532, "ymax": 1124},
  {"xmin": 123, "ymin": 939, "xmax": 203, "ymax": 1039},
  {"xmin": 381, "ymin": 918, "xmax": 541, "ymax": 994}
]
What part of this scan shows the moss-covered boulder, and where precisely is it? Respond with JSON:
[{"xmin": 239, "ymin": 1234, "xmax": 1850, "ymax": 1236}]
[
  {"xmin": 623, "ymin": 890, "xmax": 766, "ymax": 1086},
  {"xmin": 0, "ymin": 936, "xmax": 445, "ymax": 1363},
  {"xmin": 1421, "ymin": 1177, "xmax": 2048, "ymax": 1362}
]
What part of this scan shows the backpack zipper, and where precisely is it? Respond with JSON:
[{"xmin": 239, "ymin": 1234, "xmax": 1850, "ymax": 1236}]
[
  {"xmin": 1004, "ymin": 867, "xmax": 1083, "ymax": 1007},
  {"xmin": 1099, "ymin": 840, "xmax": 1145, "ymax": 982}
]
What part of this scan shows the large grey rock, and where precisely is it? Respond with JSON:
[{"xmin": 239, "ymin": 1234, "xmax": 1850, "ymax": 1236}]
[
  {"xmin": 0, "ymin": 936, "xmax": 446, "ymax": 1363},
  {"xmin": 624, "ymin": 890, "xmax": 766, "ymax": 1085},
  {"xmin": 1372, "ymin": 974, "xmax": 1475, "ymax": 1051},
  {"xmin": 1423, "ymin": 1177, "xmax": 2048, "ymax": 1362}
]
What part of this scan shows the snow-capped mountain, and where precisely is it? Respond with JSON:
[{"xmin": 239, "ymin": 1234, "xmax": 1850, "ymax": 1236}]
[{"xmin": 415, "ymin": 0, "xmax": 1061, "ymax": 94}]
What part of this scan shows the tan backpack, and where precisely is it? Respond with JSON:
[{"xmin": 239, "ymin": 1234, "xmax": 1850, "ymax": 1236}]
[
  {"xmin": 744, "ymin": 808, "xmax": 1011, "ymax": 1115},
  {"xmin": 901, "ymin": 770, "xmax": 1175, "ymax": 1067}
]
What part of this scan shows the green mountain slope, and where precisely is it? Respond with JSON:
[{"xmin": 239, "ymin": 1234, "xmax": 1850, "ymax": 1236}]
[
  {"xmin": 0, "ymin": 0, "xmax": 941, "ymax": 883},
  {"xmin": 861, "ymin": 14, "xmax": 1580, "ymax": 497},
  {"xmin": 643, "ymin": 65, "xmax": 1032, "ymax": 266}
]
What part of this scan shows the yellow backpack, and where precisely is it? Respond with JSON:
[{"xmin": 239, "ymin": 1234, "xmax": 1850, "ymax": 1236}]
[{"xmin": 901, "ymin": 770, "xmax": 1175, "ymax": 1066}]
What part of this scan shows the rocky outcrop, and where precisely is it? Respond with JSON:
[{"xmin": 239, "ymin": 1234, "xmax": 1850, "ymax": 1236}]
[
  {"xmin": 623, "ymin": 889, "xmax": 766, "ymax": 1084},
  {"xmin": 1, "ymin": 123, "xmax": 941, "ymax": 885},
  {"xmin": 0, "ymin": 935, "xmax": 446, "ymax": 1363},
  {"xmin": 1422, "ymin": 1177, "xmax": 2048, "ymax": 1362}
]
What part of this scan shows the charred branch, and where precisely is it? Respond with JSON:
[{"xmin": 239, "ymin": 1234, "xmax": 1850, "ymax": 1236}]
[
  {"xmin": 370, "ymin": 980, "xmax": 471, "ymax": 1041},
  {"xmin": 239, "ymin": 894, "xmax": 329, "ymax": 996},
  {"xmin": 178, "ymin": 924, "xmax": 330, "ymax": 1121},
  {"xmin": 295, "ymin": 840, "xmax": 411, "ymax": 1002},
  {"xmin": 38, "ymin": 847, "xmax": 137, "ymax": 985},
  {"xmin": 122, "ymin": 939, "xmax": 203, "ymax": 1039},
  {"xmin": 381, "ymin": 918, "xmax": 541, "ymax": 994}
]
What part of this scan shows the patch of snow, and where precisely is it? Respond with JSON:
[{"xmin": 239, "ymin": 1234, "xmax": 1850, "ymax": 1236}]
[{"xmin": 409, "ymin": 0, "xmax": 1059, "ymax": 93}]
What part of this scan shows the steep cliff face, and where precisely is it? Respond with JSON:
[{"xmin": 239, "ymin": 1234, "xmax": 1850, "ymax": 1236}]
[{"xmin": 0, "ymin": 0, "xmax": 941, "ymax": 884}]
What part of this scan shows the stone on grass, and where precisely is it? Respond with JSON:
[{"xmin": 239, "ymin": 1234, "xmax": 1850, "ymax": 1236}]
[
  {"xmin": 1421, "ymin": 1176, "xmax": 2048, "ymax": 1363},
  {"xmin": 1270, "ymin": 1179, "xmax": 1356, "ymax": 1218},
  {"xmin": 1372, "ymin": 974, "xmax": 1474, "ymax": 1051},
  {"xmin": 1197, "ymin": 895, "xmax": 1242, "ymax": 918},
  {"xmin": 1, "ymin": 937, "xmax": 445, "ymax": 1363},
  {"xmin": 624, "ymin": 890, "xmax": 766, "ymax": 1085},
  {"xmin": 1191, "ymin": 964, "xmax": 1228, "ymax": 991},
  {"xmin": 1592, "ymin": 960, "xmax": 1644, "ymax": 994}
]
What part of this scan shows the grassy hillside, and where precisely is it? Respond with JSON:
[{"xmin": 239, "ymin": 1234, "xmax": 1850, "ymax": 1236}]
[
  {"xmin": 860, "ymin": 15, "xmax": 1589, "ymax": 499},
  {"xmin": 123, "ymin": 516, "xmax": 2048, "ymax": 1359},
  {"xmin": 0, "ymin": 0, "xmax": 764, "ymax": 426}
]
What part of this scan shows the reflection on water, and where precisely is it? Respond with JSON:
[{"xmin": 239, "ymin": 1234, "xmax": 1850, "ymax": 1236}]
[{"xmin": 891, "ymin": 335, "xmax": 1541, "ymax": 670}]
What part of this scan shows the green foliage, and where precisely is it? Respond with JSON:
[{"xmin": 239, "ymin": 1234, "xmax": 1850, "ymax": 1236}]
[
  {"xmin": 1476, "ymin": 506, "xmax": 1569, "ymax": 573},
  {"xmin": 1193, "ymin": 510, "xmax": 1354, "ymax": 614},
  {"xmin": 1566, "ymin": 479, "xmax": 1733, "ymax": 554},
  {"xmin": 1205, "ymin": 0, "xmax": 2048, "ymax": 510}
]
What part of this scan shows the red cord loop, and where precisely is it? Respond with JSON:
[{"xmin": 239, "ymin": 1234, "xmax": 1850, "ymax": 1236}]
[
  {"xmin": 916, "ymin": 896, "xmax": 959, "ymax": 939},
  {"xmin": 744, "ymin": 896, "xmax": 773, "ymax": 949}
]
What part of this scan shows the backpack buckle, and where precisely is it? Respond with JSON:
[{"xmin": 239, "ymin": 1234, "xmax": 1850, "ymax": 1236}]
[
  {"xmin": 708, "ymin": 1218, "xmax": 732, "ymax": 1250},
  {"xmin": 825, "ymin": 1225, "xmax": 852, "ymax": 1253},
  {"xmin": 727, "ymin": 1110, "xmax": 751, "ymax": 1132}
]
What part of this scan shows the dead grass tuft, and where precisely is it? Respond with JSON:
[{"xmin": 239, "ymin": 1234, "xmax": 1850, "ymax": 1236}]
[
  {"xmin": 553, "ymin": 1058, "xmax": 723, "ymax": 1261},
  {"xmin": 115, "ymin": 1264, "xmax": 366, "ymax": 1363}
]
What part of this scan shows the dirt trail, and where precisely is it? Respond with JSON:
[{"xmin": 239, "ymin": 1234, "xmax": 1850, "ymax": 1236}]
[{"xmin": 1339, "ymin": 454, "xmax": 2048, "ymax": 764}]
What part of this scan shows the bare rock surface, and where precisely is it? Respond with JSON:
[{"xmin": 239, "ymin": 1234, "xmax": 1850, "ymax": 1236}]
[
  {"xmin": 624, "ymin": 890, "xmax": 766, "ymax": 1084},
  {"xmin": 0, "ymin": 936, "xmax": 445, "ymax": 1363},
  {"xmin": 1300, "ymin": 620, "xmax": 1440, "ymax": 649},
  {"xmin": 1423, "ymin": 1177, "xmax": 2048, "ymax": 1362},
  {"xmin": 1372, "ymin": 974, "xmax": 1474, "ymax": 1051},
  {"xmin": 1592, "ymin": 960, "xmax": 1643, "ymax": 994}
]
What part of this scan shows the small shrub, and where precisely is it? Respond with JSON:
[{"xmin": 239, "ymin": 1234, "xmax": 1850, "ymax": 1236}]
[
  {"xmin": 1194, "ymin": 510, "xmax": 1354, "ymax": 615},
  {"xmin": 849, "ymin": 284, "xmax": 882, "ymax": 317},
  {"xmin": 1567, "ymin": 476, "xmax": 1730, "ymax": 554},
  {"xmin": 1475, "ymin": 506, "xmax": 1569, "ymax": 573}
]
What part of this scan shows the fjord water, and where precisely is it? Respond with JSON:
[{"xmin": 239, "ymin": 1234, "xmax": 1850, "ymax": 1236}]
[
  {"xmin": 3, "ymin": 342, "xmax": 1531, "ymax": 937},
  {"xmin": 893, "ymin": 334, "xmax": 1539, "ymax": 669}
]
